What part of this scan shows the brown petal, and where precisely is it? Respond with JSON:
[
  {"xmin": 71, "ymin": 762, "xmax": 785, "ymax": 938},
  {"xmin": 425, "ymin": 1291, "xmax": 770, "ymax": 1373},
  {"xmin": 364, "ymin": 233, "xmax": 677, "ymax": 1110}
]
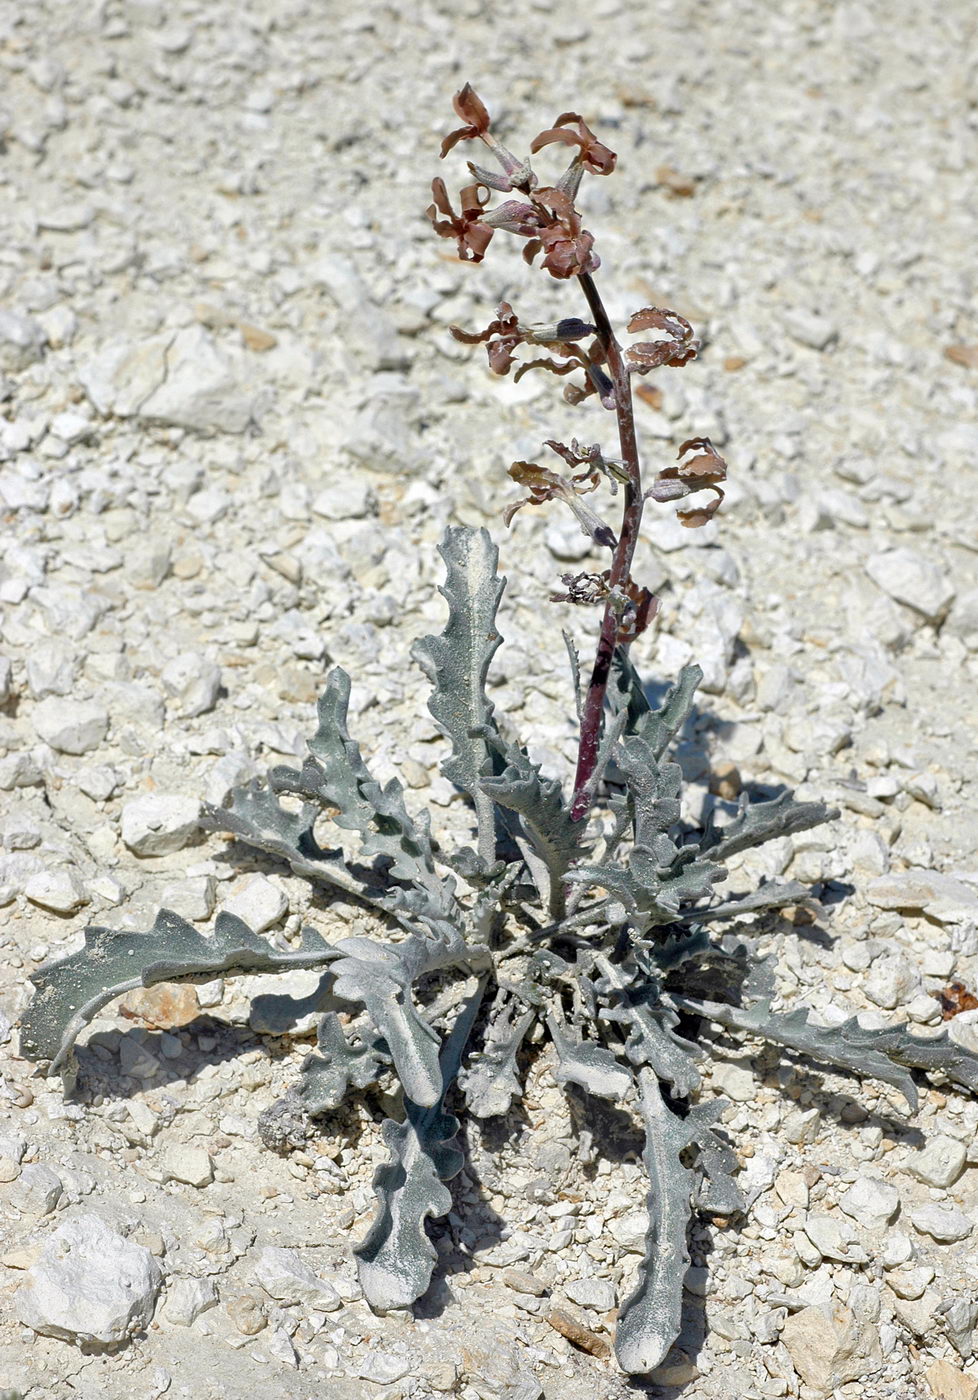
[{"xmin": 453, "ymin": 84, "xmax": 490, "ymax": 133}]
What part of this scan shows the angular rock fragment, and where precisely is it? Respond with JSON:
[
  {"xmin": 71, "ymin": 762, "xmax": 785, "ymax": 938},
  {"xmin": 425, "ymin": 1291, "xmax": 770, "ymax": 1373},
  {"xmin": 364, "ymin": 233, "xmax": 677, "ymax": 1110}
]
[
  {"xmin": 32, "ymin": 696, "xmax": 109, "ymax": 755},
  {"xmin": 15, "ymin": 1214, "xmax": 162, "ymax": 1345},
  {"xmin": 120, "ymin": 793, "xmax": 200, "ymax": 855}
]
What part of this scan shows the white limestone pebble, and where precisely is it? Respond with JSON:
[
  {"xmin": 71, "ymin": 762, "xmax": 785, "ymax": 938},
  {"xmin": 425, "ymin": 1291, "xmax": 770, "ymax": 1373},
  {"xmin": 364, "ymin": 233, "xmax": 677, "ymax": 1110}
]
[
  {"xmin": 357, "ymin": 1352, "xmax": 413, "ymax": 1384},
  {"xmin": 907, "ymin": 1135, "xmax": 968, "ymax": 1190},
  {"xmin": 138, "ymin": 326, "xmax": 256, "ymax": 434},
  {"xmin": 121, "ymin": 793, "xmax": 200, "ymax": 856},
  {"xmin": 838, "ymin": 1177, "xmax": 900, "ymax": 1229},
  {"xmin": 781, "ymin": 1295, "xmax": 882, "ymax": 1392},
  {"xmin": 863, "ymin": 952, "xmax": 921, "ymax": 1010},
  {"xmin": 312, "ymin": 478, "xmax": 376, "ymax": 520},
  {"xmin": 15, "ymin": 1214, "xmax": 162, "ymax": 1345},
  {"xmin": 222, "ymin": 874, "xmax": 288, "ymax": 933},
  {"xmin": 253, "ymin": 1246, "xmax": 341, "ymax": 1311},
  {"xmin": 865, "ymin": 548, "xmax": 955, "ymax": 622},
  {"xmin": 162, "ymin": 1146, "xmax": 213, "ymax": 1188},
  {"xmin": 563, "ymin": 1277, "xmax": 617, "ymax": 1311},
  {"xmin": 911, "ymin": 1203, "xmax": 973, "ymax": 1243},
  {"xmin": 24, "ymin": 868, "xmax": 88, "ymax": 914},
  {"xmin": 32, "ymin": 696, "xmax": 109, "ymax": 755},
  {"xmin": 8, "ymin": 1163, "xmax": 62, "ymax": 1215},
  {"xmin": 161, "ymin": 652, "xmax": 223, "ymax": 718},
  {"xmin": 710, "ymin": 1060, "xmax": 756, "ymax": 1102},
  {"xmin": 0, "ymin": 308, "xmax": 45, "ymax": 371},
  {"xmin": 162, "ymin": 1275, "xmax": 218, "ymax": 1327}
]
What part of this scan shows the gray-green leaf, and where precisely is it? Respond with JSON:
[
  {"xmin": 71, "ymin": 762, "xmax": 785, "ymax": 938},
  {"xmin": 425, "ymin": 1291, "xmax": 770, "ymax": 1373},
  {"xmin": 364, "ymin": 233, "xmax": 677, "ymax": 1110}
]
[{"xmin": 22, "ymin": 910, "xmax": 338, "ymax": 1078}]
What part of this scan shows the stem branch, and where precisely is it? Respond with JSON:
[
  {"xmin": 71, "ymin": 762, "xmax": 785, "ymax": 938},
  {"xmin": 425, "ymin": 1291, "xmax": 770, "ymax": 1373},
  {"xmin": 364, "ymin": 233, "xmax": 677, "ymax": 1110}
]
[{"xmin": 570, "ymin": 273, "xmax": 644, "ymax": 820}]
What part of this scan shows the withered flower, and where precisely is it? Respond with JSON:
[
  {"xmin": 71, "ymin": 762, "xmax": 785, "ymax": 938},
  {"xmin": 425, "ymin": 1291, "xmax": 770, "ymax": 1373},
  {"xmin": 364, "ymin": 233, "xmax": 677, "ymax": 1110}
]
[
  {"xmin": 439, "ymin": 84, "xmax": 491, "ymax": 158},
  {"xmin": 625, "ymin": 307, "xmax": 699, "ymax": 371},
  {"xmin": 649, "ymin": 436, "xmax": 728, "ymax": 527},
  {"xmin": 441, "ymin": 84, "xmax": 536, "ymax": 193},
  {"xmin": 611, "ymin": 576, "xmax": 659, "ymax": 643},
  {"xmin": 426, "ymin": 178, "xmax": 493, "ymax": 263},
  {"xmin": 523, "ymin": 189, "xmax": 599, "ymax": 279},
  {"xmin": 530, "ymin": 112, "xmax": 617, "ymax": 176},
  {"xmin": 450, "ymin": 301, "xmax": 523, "ymax": 374},
  {"xmin": 550, "ymin": 569, "xmax": 658, "ymax": 644},
  {"xmin": 505, "ymin": 460, "xmax": 617, "ymax": 549}
]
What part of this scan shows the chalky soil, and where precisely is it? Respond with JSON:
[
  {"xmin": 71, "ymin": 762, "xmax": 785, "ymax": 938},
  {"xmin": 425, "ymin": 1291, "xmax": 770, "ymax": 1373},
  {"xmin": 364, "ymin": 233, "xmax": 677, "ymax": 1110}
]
[{"xmin": 2, "ymin": 2, "xmax": 978, "ymax": 1399}]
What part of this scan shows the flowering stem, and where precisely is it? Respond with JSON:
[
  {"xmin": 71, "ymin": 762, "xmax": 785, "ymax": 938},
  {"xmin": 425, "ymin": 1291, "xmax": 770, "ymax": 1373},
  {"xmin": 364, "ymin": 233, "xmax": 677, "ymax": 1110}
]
[{"xmin": 570, "ymin": 272, "xmax": 644, "ymax": 821}]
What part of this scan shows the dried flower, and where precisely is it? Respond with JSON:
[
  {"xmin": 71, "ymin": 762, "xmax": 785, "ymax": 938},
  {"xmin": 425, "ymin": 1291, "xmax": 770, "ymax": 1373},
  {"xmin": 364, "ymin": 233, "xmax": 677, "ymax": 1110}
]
[
  {"xmin": 530, "ymin": 112, "xmax": 617, "ymax": 176},
  {"xmin": 625, "ymin": 307, "xmax": 698, "ymax": 371},
  {"xmin": 439, "ymin": 83, "xmax": 492, "ymax": 158},
  {"xmin": 505, "ymin": 460, "xmax": 617, "ymax": 549},
  {"xmin": 427, "ymin": 179, "xmax": 493, "ymax": 263},
  {"xmin": 523, "ymin": 188, "xmax": 599, "ymax": 279},
  {"xmin": 649, "ymin": 436, "xmax": 728, "ymax": 527}
]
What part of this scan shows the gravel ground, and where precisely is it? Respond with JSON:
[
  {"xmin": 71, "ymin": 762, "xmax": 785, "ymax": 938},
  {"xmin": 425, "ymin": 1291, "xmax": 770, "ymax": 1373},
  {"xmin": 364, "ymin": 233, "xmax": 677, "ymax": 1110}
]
[{"xmin": 2, "ymin": 1, "xmax": 978, "ymax": 1398}]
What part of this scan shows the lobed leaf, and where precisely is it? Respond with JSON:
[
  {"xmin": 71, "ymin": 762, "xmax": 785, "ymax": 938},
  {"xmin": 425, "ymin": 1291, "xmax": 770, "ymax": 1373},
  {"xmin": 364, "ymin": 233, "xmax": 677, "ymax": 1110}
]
[
  {"xmin": 21, "ymin": 910, "xmax": 338, "ymax": 1079},
  {"xmin": 296, "ymin": 1012, "xmax": 390, "ymax": 1115},
  {"xmin": 615, "ymin": 1070, "xmax": 697, "ymax": 1375},
  {"xmin": 355, "ymin": 981, "xmax": 486, "ymax": 1309},
  {"xmin": 459, "ymin": 989, "xmax": 535, "ymax": 1118},
  {"xmin": 411, "ymin": 527, "xmax": 506, "ymax": 866}
]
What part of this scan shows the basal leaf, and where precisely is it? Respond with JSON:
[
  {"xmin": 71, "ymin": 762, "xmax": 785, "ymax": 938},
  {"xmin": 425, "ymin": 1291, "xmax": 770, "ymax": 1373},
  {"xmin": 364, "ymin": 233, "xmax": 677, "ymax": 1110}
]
[
  {"xmin": 459, "ymin": 989, "xmax": 535, "ymax": 1118},
  {"xmin": 546, "ymin": 1013, "xmax": 632, "ymax": 1100},
  {"xmin": 355, "ymin": 980, "xmax": 486, "ymax": 1309},
  {"xmin": 615, "ymin": 1069, "xmax": 697, "ymax": 1375},
  {"xmin": 702, "ymin": 790, "xmax": 836, "ymax": 863},
  {"xmin": 411, "ymin": 527, "xmax": 506, "ymax": 865},
  {"xmin": 296, "ymin": 1012, "xmax": 390, "ymax": 1114},
  {"xmin": 21, "ymin": 910, "xmax": 338, "ymax": 1079}
]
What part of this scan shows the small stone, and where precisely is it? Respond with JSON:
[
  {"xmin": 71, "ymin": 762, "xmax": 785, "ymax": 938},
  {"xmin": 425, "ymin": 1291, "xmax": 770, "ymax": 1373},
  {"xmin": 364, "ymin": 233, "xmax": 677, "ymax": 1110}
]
[
  {"xmin": 33, "ymin": 696, "xmax": 109, "ymax": 754},
  {"xmin": 0, "ymin": 309, "xmax": 45, "ymax": 371},
  {"xmin": 911, "ymin": 1203, "xmax": 973, "ymax": 1243},
  {"xmin": 939, "ymin": 1296, "xmax": 978, "ymax": 1360},
  {"xmin": 546, "ymin": 1305, "xmax": 611, "ymax": 1358},
  {"xmin": 125, "ymin": 541, "xmax": 172, "ymax": 590},
  {"xmin": 563, "ymin": 1277, "xmax": 616, "ymax": 1311},
  {"xmin": 161, "ymin": 652, "xmax": 222, "ymax": 718},
  {"xmin": 711, "ymin": 1060, "xmax": 756, "ymax": 1102},
  {"xmin": 782, "ymin": 307, "xmax": 838, "ymax": 351},
  {"xmin": 15, "ymin": 1214, "xmax": 162, "ymax": 1345},
  {"xmin": 358, "ymin": 1352, "xmax": 412, "ymax": 1384},
  {"xmin": 607, "ymin": 1210, "xmax": 647, "ymax": 1251},
  {"xmin": 426, "ymin": 1361, "xmax": 461, "ymax": 1392},
  {"xmin": 225, "ymin": 1292, "xmax": 266, "ymax": 1335},
  {"xmin": 865, "ymin": 548, "xmax": 955, "ymax": 622},
  {"xmin": 9, "ymin": 1164, "xmax": 62, "ymax": 1215},
  {"xmin": 163, "ymin": 1275, "xmax": 218, "ymax": 1327},
  {"xmin": 803, "ymin": 1213, "xmax": 866, "ymax": 1263},
  {"xmin": 838, "ymin": 1177, "xmax": 900, "ymax": 1229},
  {"xmin": 24, "ymin": 868, "xmax": 88, "ymax": 914},
  {"xmin": 222, "ymin": 874, "xmax": 288, "ymax": 933},
  {"xmin": 26, "ymin": 640, "xmax": 78, "ymax": 699},
  {"xmin": 240, "ymin": 323, "xmax": 277, "ymax": 352},
  {"xmin": 253, "ymin": 1246, "xmax": 341, "ymax": 1311},
  {"xmin": 781, "ymin": 1301, "xmax": 882, "ymax": 1393},
  {"xmin": 907, "ymin": 1134, "xmax": 968, "ymax": 1190},
  {"xmin": 886, "ymin": 1264, "xmax": 935, "ymax": 1300},
  {"xmin": 163, "ymin": 1146, "xmax": 213, "ymax": 1188},
  {"xmin": 311, "ymin": 479, "xmax": 375, "ymax": 520},
  {"xmin": 925, "ymin": 1358, "xmax": 978, "ymax": 1400},
  {"xmin": 158, "ymin": 875, "xmax": 216, "ymax": 922},
  {"xmin": 501, "ymin": 1268, "xmax": 548, "ymax": 1296},
  {"xmin": 121, "ymin": 794, "xmax": 200, "ymax": 856},
  {"xmin": 120, "ymin": 983, "xmax": 200, "ymax": 1029},
  {"xmin": 864, "ymin": 952, "xmax": 921, "ymax": 1009},
  {"xmin": 76, "ymin": 764, "xmax": 121, "ymax": 802}
]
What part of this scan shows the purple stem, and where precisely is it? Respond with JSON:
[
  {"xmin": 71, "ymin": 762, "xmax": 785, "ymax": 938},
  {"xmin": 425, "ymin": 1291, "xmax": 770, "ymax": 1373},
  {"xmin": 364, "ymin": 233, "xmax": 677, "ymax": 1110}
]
[{"xmin": 569, "ymin": 272, "xmax": 644, "ymax": 821}]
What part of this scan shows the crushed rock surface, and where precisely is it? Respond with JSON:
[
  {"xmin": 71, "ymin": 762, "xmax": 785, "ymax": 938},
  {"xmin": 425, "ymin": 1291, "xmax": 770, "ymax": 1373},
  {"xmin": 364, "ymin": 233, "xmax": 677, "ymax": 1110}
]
[{"xmin": 1, "ymin": 2, "xmax": 978, "ymax": 1399}]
